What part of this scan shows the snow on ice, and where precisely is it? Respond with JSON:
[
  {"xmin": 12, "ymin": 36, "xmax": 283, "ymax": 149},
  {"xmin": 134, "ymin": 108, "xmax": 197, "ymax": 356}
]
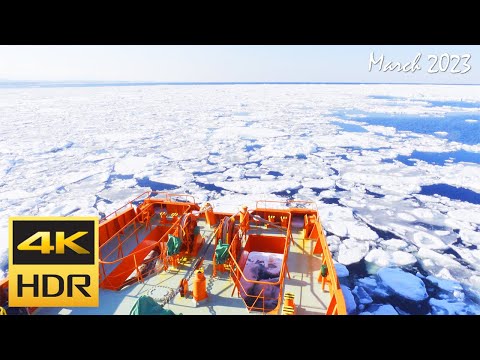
[{"xmin": 1, "ymin": 83, "xmax": 480, "ymax": 313}]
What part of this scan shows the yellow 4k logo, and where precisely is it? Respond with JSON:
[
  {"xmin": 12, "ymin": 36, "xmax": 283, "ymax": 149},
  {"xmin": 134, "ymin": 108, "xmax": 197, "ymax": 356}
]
[
  {"xmin": 17, "ymin": 231, "xmax": 90, "ymax": 254},
  {"xmin": 9, "ymin": 217, "xmax": 99, "ymax": 307}
]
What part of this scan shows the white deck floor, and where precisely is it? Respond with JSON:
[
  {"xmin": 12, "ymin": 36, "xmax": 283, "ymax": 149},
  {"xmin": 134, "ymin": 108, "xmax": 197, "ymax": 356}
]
[{"xmin": 36, "ymin": 219, "xmax": 332, "ymax": 315}]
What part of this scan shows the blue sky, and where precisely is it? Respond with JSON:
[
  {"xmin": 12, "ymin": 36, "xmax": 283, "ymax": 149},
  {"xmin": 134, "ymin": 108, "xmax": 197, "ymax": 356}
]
[{"xmin": 0, "ymin": 45, "xmax": 479, "ymax": 84}]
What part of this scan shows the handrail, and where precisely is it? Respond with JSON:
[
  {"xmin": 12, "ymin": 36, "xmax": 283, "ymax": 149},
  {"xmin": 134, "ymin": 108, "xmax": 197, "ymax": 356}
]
[
  {"xmin": 229, "ymin": 261, "xmax": 278, "ymax": 312},
  {"xmin": 225, "ymin": 207, "xmax": 346, "ymax": 315},
  {"xmin": 99, "ymin": 202, "xmax": 156, "ymax": 251},
  {"xmin": 100, "ymin": 191, "xmax": 197, "ymax": 224},
  {"xmin": 98, "ymin": 194, "xmax": 199, "ymax": 289},
  {"xmin": 223, "ymin": 211, "xmax": 292, "ymax": 313},
  {"xmin": 100, "ymin": 191, "xmax": 150, "ymax": 223},
  {"xmin": 313, "ymin": 222, "xmax": 340, "ymax": 290},
  {"xmin": 161, "ymin": 193, "xmax": 197, "ymax": 204},
  {"xmin": 101, "ymin": 250, "xmax": 162, "ymax": 288},
  {"xmin": 310, "ymin": 220, "xmax": 347, "ymax": 315},
  {"xmin": 248, "ymin": 287, "xmax": 265, "ymax": 312},
  {"xmin": 227, "ymin": 212, "xmax": 291, "ymax": 288},
  {"xmin": 255, "ymin": 199, "xmax": 318, "ymax": 211},
  {"xmin": 99, "ymin": 206, "xmax": 191, "ymax": 265},
  {"xmin": 146, "ymin": 191, "xmax": 196, "ymax": 205}
]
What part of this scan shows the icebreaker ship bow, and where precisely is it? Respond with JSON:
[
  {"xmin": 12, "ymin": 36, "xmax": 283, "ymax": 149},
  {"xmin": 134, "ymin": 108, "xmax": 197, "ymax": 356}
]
[{"xmin": 1, "ymin": 191, "xmax": 346, "ymax": 315}]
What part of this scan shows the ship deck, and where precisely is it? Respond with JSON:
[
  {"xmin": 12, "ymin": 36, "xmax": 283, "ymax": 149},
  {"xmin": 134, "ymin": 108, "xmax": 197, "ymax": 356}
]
[{"xmin": 36, "ymin": 218, "xmax": 332, "ymax": 315}]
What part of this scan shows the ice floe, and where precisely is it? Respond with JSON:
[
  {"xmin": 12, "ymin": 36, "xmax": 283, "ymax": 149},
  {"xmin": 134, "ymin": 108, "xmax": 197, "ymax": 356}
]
[
  {"xmin": 360, "ymin": 304, "xmax": 398, "ymax": 315},
  {"xmin": 365, "ymin": 248, "xmax": 417, "ymax": 272},
  {"xmin": 391, "ymin": 251, "xmax": 417, "ymax": 266},
  {"xmin": 338, "ymin": 239, "xmax": 370, "ymax": 265},
  {"xmin": 365, "ymin": 249, "xmax": 391, "ymax": 268},
  {"xmin": 352, "ymin": 285, "xmax": 373, "ymax": 305},
  {"xmin": 429, "ymin": 298, "xmax": 480, "ymax": 315},
  {"xmin": 417, "ymin": 248, "xmax": 469, "ymax": 281},
  {"xmin": 382, "ymin": 239, "xmax": 408, "ymax": 250},
  {"xmin": 378, "ymin": 267, "xmax": 428, "ymax": 301},
  {"xmin": 340, "ymin": 285, "xmax": 357, "ymax": 314},
  {"xmin": 0, "ymin": 83, "xmax": 479, "ymax": 314},
  {"xmin": 334, "ymin": 262, "xmax": 349, "ymax": 278},
  {"xmin": 412, "ymin": 231, "xmax": 448, "ymax": 250},
  {"xmin": 318, "ymin": 205, "xmax": 378, "ymax": 241}
]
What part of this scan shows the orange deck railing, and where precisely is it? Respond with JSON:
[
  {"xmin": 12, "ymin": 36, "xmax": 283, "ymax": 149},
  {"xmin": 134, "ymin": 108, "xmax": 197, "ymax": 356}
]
[
  {"xmin": 98, "ymin": 192, "xmax": 198, "ymax": 290},
  {"xmin": 100, "ymin": 191, "xmax": 196, "ymax": 224},
  {"xmin": 310, "ymin": 220, "xmax": 347, "ymax": 315},
  {"xmin": 224, "ymin": 202, "xmax": 347, "ymax": 315},
  {"xmin": 2, "ymin": 192, "xmax": 346, "ymax": 315},
  {"xmin": 226, "ymin": 211, "xmax": 292, "ymax": 314},
  {"xmin": 255, "ymin": 199, "xmax": 318, "ymax": 211}
]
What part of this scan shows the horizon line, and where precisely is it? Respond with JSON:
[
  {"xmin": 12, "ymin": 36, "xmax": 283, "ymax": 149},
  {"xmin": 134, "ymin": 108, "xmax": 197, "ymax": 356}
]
[{"xmin": 1, "ymin": 80, "xmax": 480, "ymax": 86}]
